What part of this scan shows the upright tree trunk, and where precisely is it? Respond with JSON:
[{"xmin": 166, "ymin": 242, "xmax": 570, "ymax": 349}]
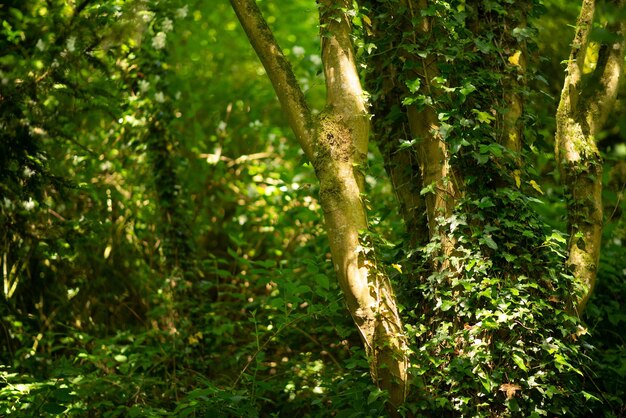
[
  {"xmin": 230, "ymin": 0, "xmax": 409, "ymax": 408},
  {"xmin": 556, "ymin": 0, "xmax": 625, "ymax": 314},
  {"xmin": 365, "ymin": 1, "xmax": 429, "ymax": 250},
  {"xmin": 364, "ymin": 0, "xmax": 462, "ymax": 267},
  {"xmin": 147, "ymin": 119, "xmax": 193, "ymax": 273}
]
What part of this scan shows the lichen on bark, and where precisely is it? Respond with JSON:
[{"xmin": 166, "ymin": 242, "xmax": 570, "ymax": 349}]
[
  {"xmin": 555, "ymin": 0, "xmax": 625, "ymax": 313},
  {"xmin": 231, "ymin": 0, "xmax": 410, "ymax": 411}
]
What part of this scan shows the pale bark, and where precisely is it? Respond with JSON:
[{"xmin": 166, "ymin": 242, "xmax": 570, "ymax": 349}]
[
  {"xmin": 407, "ymin": 106, "xmax": 458, "ymax": 237},
  {"xmin": 556, "ymin": 0, "xmax": 625, "ymax": 313},
  {"xmin": 317, "ymin": 2, "xmax": 409, "ymax": 407},
  {"xmin": 230, "ymin": 0, "xmax": 409, "ymax": 408}
]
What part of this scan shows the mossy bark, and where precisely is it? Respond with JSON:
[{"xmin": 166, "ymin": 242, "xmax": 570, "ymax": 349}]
[
  {"xmin": 231, "ymin": 0, "xmax": 410, "ymax": 409},
  {"xmin": 555, "ymin": 0, "xmax": 625, "ymax": 313}
]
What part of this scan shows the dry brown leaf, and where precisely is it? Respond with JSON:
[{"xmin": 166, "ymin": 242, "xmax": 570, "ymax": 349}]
[{"xmin": 500, "ymin": 383, "xmax": 522, "ymax": 400}]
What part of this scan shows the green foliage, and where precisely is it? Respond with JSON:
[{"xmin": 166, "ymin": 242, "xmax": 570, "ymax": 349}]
[
  {"xmin": 1, "ymin": 0, "xmax": 624, "ymax": 416},
  {"xmin": 359, "ymin": 0, "xmax": 623, "ymax": 415},
  {"xmin": 402, "ymin": 189, "xmax": 591, "ymax": 416}
]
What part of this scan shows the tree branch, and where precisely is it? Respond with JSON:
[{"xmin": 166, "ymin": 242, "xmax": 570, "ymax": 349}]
[
  {"xmin": 557, "ymin": 0, "xmax": 595, "ymax": 121},
  {"xmin": 583, "ymin": 5, "xmax": 626, "ymax": 136},
  {"xmin": 229, "ymin": 0, "xmax": 315, "ymax": 160},
  {"xmin": 315, "ymin": 1, "xmax": 408, "ymax": 409}
]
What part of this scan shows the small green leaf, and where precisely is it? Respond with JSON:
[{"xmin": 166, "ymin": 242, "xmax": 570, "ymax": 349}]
[
  {"xmin": 474, "ymin": 110, "xmax": 496, "ymax": 125},
  {"xmin": 314, "ymin": 273, "xmax": 329, "ymax": 290},
  {"xmin": 440, "ymin": 300, "xmax": 454, "ymax": 312},
  {"xmin": 367, "ymin": 388, "xmax": 384, "ymax": 404},
  {"xmin": 460, "ymin": 83, "xmax": 476, "ymax": 96},
  {"xmin": 398, "ymin": 138, "xmax": 418, "ymax": 150},
  {"xmin": 503, "ymin": 252, "xmax": 517, "ymax": 262},
  {"xmin": 483, "ymin": 235, "xmax": 498, "ymax": 250},
  {"xmin": 512, "ymin": 354, "xmax": 528, "ymax": 371},
  {"xmin": 439, "ymin": 122, "xmax": 453, "ymax": 139},
  {"xmin": 406, "ymin": 78, "xmax": 421, "ymax": 93},
  {"xmin": 479, "ymin": 143, "xmax": 503, "ymax": 157},
  {"xmin": 114, "ymin": 354, "xmax": 128, "ymax": 363},
  {"xmin": 420, "ymin": 183, "xmax": 436, "ymax": 196},
  {"xmin": 582, "ymin": 391, "xmax": 601, "ymax": 402}
]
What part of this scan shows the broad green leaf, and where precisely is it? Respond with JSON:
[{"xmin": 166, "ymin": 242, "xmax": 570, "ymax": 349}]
[
  {"xmin": 114, "ymin": 354, "xmax": 128, "ymax": 363},
  {"xmin": 512, "ymin": 354, "xmax": 528, "ymax": 371},
  {"xmin": 483, "ymin": 235, "xmax": 498, "ymax": 250},
  {"xmin": 367, "ymin": 388, "xmax": 384, "ymax": 404}
]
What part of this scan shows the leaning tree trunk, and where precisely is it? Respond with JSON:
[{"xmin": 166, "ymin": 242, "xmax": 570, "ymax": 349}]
[
  {"xmin": 555, "ymin": 0, "xmax": 625, "ymax": 314},
  {"xmin": 230, "ymin": 0, "xmax": 409, "ymax": 408}
]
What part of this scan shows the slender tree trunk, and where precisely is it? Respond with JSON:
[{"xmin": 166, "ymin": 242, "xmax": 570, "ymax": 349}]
[
  {"xmin": 555, "ymin": 0, "xmax": 625, "ymax": 314},
  {"xmin": 230, "ymin": 0, "xmax": 409, "ymax": 408},
  {"xmin": 367, "ymin": 67, "xmax": 428, "ymax": 249},
  {"xmin": 499, "ymin": 10, "xmax": 527, "ymax": 156},
  {"xmin": 364, "ymin": 0, "xmax": 461, "ymax": 266},
  {"xmin": 147, "ymin": 119, "xmax": 193, "ymax": 273},
  {"xmin": 402, "ymin": 1, "xmax": 460, "ymax": 256},
  {"xmin": 364, "ymin": 0, "xmax": 429, "ymax": 249}
]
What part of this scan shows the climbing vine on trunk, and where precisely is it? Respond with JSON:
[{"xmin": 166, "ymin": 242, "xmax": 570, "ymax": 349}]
[{"xmin": 231, "ymin": 0, "xmax": 624, "ymax": 415}]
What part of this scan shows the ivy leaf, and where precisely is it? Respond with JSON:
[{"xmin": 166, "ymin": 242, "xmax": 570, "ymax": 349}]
[
  {"xmin": 513, "ymin": 170, "xmax": 521, "ymax": 188},
  {"xmin": 474, "ymin": 38, "xmax": 493, "ymax": 53},
  {"xmin": 406, "ymin": 78, "xmax": 421, "ymax": 94},
  {"xmin": 398, "ymin": 138, "xmax": 418, "ymax": 150},
  {"xmin": 420, "ymin": 183, "xmax": 436, "ymax": 195},
  {"xmin": 473, "ymin": 110, "xmax": 496, "ymax": 125},
  {"xmin": 483, "ymin": 235, "xmax": 498, "ymax": 250},
  {"xmin": 503, "ymin": 252, "xmax": 517, "ymax": 262},
  {"xmin": 512, "ymin": 354, "xmax": 528, "ymax": 371},
  {"xmin": 439, "ymin": 123, "xmax": 453, "ymax": 140},
  {"xmin": 460, "ymin": 83, "xmax": 476, "ymax": 96},
  {"xmin": 546, "ymin": 230, "xmax": 567, "ymax": 244},
  {"xmin": 441, "ymin": 299, "xmax": 454, "ymax": 311},
  {"xmin": 479, "ymin": 143, "xmax": 503, "ymax": 157}
]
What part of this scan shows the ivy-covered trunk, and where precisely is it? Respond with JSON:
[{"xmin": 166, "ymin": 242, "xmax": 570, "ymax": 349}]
[
  {"xmin": 363, "ymin": 0, "xmax": 619, "ymax": 415},
  {"xmin": 232, "ymin": 0, "xmax": 624, "ymax": 414},
  {"xmin": 146, "ymin": 119, "xmax": 193, "ymax": 273}
]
